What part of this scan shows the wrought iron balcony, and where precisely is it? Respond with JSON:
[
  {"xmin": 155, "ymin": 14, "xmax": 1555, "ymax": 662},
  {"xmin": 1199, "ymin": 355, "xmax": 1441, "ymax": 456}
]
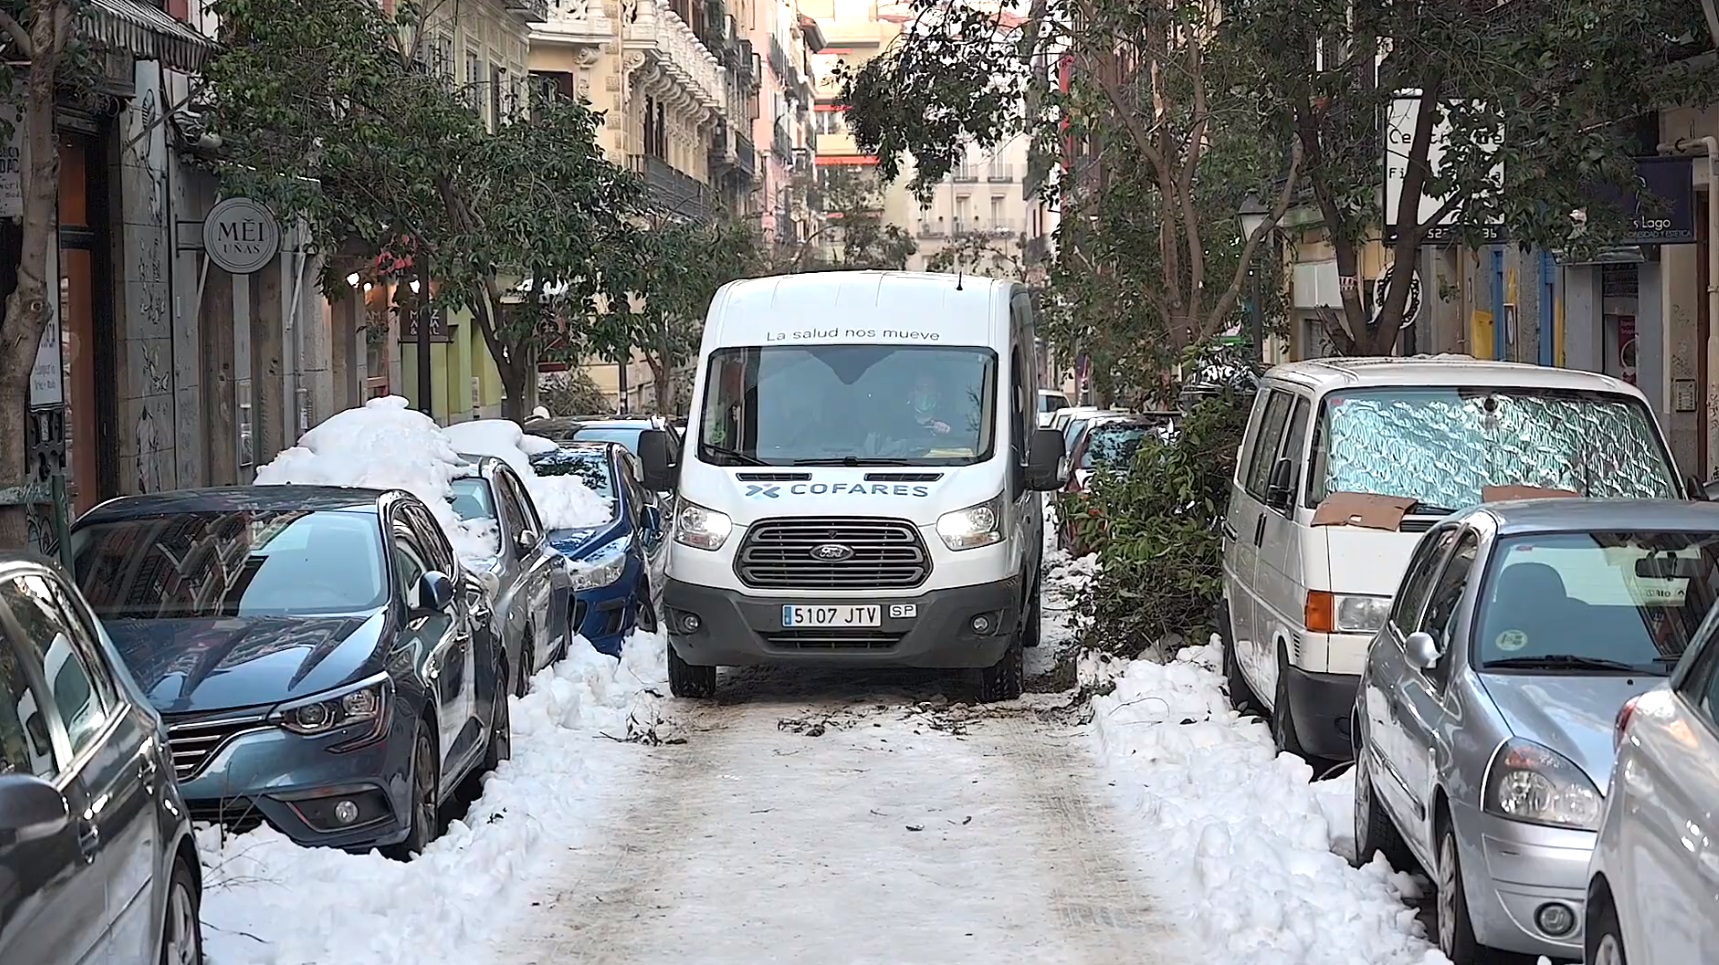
[
  {"xmin": 773, "ymin": 122, "xmax": 793, "ymax": 160},
  {"xmin": 735, "ymin": 134, "xmax": 757, "ymax": 181},
  {"xmin": 506, "ymin": 0, "xmax": 549, "ymax": 21},
  {"xmin": 627, "ymin": 154, "xmax": 718, "ymax": 224}
]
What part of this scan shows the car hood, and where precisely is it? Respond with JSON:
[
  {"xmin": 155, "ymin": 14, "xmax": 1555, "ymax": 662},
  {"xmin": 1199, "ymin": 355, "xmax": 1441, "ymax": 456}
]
[
  {"xmin": 102, "ymin": 610, "xmax": 390, "ymax": 716},
  {"xmin": 1479, "ymin": 672, "xmax": 1661, "ymax": 786},
  {"xmin": 549, "ymin": 516, "xmax": 627, "ymax": 558}
]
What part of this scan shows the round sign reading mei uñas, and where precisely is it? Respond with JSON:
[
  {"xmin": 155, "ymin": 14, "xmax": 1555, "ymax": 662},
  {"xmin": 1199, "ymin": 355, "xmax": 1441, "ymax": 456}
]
[{"xmin": 203, "ymin": 197, "xmax": 280, "ymax": 274}]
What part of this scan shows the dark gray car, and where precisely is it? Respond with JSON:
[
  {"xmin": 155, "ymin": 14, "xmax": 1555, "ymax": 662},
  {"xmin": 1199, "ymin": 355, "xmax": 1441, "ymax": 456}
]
[
  {"xmin": 450, "ymin": 455, "xmax": 575, "ymax": 696},
  {"xmin": 0, "ymin": 554, "xmax": 202, "ymax": 965}
]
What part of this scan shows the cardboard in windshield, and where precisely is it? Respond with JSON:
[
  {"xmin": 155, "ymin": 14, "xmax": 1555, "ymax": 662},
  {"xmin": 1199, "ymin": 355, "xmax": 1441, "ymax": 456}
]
[
  {"xmin": 1310, "ymin": 492, "xmax": 1418, "ymax": 531},
  {"xmin": 1482, "ymin": 485, "xmax": 1580, "ymax": 502}
]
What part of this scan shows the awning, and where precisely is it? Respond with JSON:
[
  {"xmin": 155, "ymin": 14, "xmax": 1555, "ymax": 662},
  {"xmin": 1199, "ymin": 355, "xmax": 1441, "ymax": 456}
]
[{"xmin": 83, "ymin": 0, "xmax": 219, "ymax": 73}]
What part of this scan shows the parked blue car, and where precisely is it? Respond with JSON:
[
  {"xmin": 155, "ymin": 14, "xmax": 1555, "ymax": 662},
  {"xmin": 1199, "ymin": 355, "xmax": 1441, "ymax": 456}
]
[
  {"xmin": 68, "ymin": 486, "xmax": 510, "ymax": 859},
  {"xmin": 528, "ymin": 442, "xmax": 666, "ymax": 656}
]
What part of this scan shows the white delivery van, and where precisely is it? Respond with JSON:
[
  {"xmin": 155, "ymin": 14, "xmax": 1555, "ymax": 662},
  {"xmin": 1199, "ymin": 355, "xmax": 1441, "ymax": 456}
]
[
  {"xmin": 636, "ymin": 272, "xmax": 1068, "ymax": 701},
  {"xmin": 1221, "ymin": 356, "xmax": 1688, "ymax": 760}
]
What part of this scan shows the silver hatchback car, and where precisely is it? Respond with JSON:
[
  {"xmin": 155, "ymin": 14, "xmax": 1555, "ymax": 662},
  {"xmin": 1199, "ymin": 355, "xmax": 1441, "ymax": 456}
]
[{"xmin": 1351, "ymin": 499, "xmax": 1715, "ymax": 963}]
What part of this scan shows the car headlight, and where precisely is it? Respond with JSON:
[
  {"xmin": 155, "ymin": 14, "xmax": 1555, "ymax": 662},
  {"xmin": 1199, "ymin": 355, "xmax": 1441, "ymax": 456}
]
[
  {"xmin": 1335, "ymin": 594, "xmax": 1391, "ymax": 633},
  {"xmin": 573, "ymin": 537, "xmax": 630, "ymax": 589},
  {"xmin": 1483, "ymin": 738, "xmax": 1603, "ymax": 831},
  {"xmin": 936, "ymin": 493, "xmax": 1005, "ymax": 550},
  {"xmin": 273, "ymin": 674, "xmax": 390, "ymax": 745},
  {"xmin": 673, "ymin": 500, "xmax": 733, "ymax": 551}
]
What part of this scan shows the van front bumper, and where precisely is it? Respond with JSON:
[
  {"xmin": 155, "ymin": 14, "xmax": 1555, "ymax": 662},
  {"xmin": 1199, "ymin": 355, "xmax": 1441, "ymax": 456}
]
[
  {"xmin": 662, "ymin": 577, "xmax": 1021, "ymax": 669},
  {"xmin": 1284, "ymin": 663, "xmax": 1360, "ymax": 760}
]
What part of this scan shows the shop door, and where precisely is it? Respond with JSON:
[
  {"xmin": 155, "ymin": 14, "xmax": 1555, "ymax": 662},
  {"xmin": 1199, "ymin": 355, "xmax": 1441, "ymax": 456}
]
[{"xmin": 57, "ymin": 130, "xmax": 118, "ymax": 516}]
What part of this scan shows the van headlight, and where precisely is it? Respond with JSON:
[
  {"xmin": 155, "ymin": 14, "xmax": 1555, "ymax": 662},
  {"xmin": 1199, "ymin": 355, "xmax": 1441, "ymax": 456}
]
[
  {"xmin": 273, "ymin": 674, "xmax": 390, "ymax": 745},
  {"xmin": 1335, "ymin": 594, "xmax": 1391, "ymax": 633},
  {"xmin": 936, "ymin": 493, "xmax": 1005, "ymax": 550},
  {"xmin": 673, "ymin": 501, "xmax": 733, "ymax": 551},
  {"xmin": 574, "ymin": 538, "xmax": 630, "ymax": 589},
  {"xmin": 1483, "ymin": 738, "xmax": 1603, "ymax": 830}
]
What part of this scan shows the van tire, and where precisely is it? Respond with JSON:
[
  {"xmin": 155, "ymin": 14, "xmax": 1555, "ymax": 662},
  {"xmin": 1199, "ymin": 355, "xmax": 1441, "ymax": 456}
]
[
  {"xmin": 1021, "ymin": 574, "xmax": 1042, "ymax": 648},
  {"xmin": 1218, "ymin": 604, "xmax": 1256, "ymax": 712},
  {"xmin": 666, "ymin": 639, "xmax": 716, "ymax": 699},
  {"xmin": 976, "ymin": 638, "xmax": 1024, "ymax": 702},
  {"xmin": 1270, "ymin": 645, "xmax": 1308, "ymax": 758}
]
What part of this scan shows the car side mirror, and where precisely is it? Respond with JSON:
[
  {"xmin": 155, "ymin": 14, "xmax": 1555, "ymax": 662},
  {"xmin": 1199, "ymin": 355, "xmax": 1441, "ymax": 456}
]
[
  {"xmin": 1699, "ymin": 475, "xmax": 1719, "ymax": 502},
  {"xmin": 1026, "ymin": 428, "xmax": 1067, "ymax": 491},
  {"xmin": 417, "ymin": 571, "xmax": 455, "ymax": 612},
  {"xmin": 643, "ymin": 505, "xmax": 662, "ymax": 533},
  {"xmin": 0, "ymin": 774, "xmax": 70, "ymax": 848},
  {"xmin": 1404, "ymin": 631, "xmax": 1441, "ymax": 671},
  {"xmin": 639, "ymin": 429, "xmax": 678, "ymax": 492},
  {"xmin": 516, "ymin": 527, "xmax": 541, "ymax": 553},
  {"xmin": 1265, "ymin": 457, "xmax": 1295, "ymax": 511}
]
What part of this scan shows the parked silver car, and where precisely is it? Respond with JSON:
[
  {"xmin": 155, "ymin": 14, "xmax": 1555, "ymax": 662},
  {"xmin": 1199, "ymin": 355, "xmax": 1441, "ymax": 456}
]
[
  {"xmin": 1587, "ymin": 612, "xmax": 1719, "ymax": 965},
  {"xmin": 451, "ymin": 455, "xmax": 576, "ymax": 696},
  {"xmin": 1351, "ymin": 500, "xmax": 1714, "ymax": 963}
]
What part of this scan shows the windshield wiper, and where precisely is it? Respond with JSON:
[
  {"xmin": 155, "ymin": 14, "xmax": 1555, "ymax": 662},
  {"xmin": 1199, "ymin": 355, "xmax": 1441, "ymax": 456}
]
[
  {"xmin": 699, "ymin": 444, "xmax": 768, "ymax": 466},
  {"xmin": 792, "ymin": 457, "xmax": 913, "ymax": 466},
  {"xmin": 1411, "ymin": 503, "xmax": 1459, "ymax": 516},
  {"xmin": 1485, "ymin": 654, "xmax": 1650, "ymax": 673}
]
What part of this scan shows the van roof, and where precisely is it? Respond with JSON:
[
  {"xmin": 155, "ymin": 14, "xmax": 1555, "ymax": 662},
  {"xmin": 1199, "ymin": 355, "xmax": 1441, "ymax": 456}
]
[
  {"xmin": 1264, "ymin": 355, "xmax": 1642, "ymax": 397},
  {"xmin": 707, "ymin": 271, "xmax": 1016, "ymax": 348}
]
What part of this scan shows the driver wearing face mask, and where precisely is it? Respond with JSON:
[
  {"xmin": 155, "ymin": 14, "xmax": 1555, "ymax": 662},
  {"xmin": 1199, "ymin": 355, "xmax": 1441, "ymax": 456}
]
[{"xmin": 908, "ymin": 374, "xmax": 952, "ymax": 435}]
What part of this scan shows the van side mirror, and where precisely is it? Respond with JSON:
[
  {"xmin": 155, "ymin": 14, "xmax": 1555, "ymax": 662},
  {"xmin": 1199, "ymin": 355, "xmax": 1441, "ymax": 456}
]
[
  {"xmin": 1697, "ymin": 475, "xmax": 1719, "ymax": 502},
  {"xmin": 1265, "ymin": 457, "xmax": 1295, "ymax": 511},
  {"xmin": 0, "ymin": 774, "xmax": 70, "ymax": 848},
  {"xmin": 639, "ymin": 429, "xmax": 678, "ymax": 492},
  {"xmin": 1026, "ymin": 428, "xmax": 1067, "ymax": 491},
  {"xmin": 1405, "ymin": 631, "xmax": 1441, "ymax": 671}
]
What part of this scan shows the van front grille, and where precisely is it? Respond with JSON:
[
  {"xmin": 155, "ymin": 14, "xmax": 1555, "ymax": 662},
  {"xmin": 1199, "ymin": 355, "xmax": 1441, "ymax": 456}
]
[{"xmin": 736, "ymin": 517, "xmax": 930, "ymax": 589}]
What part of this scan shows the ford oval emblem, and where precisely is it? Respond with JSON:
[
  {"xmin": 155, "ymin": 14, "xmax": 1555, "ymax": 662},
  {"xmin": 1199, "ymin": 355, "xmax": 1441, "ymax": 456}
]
[{"xmin": 811, "ymin": 543, "xmax": 854, "ymax": 561}]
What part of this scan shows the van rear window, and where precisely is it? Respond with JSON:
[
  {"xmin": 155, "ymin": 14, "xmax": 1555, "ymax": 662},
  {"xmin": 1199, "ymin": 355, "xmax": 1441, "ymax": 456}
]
[{"xmin": 1307, "ymin": 387, "xmax": 1678, "ymax": 511}]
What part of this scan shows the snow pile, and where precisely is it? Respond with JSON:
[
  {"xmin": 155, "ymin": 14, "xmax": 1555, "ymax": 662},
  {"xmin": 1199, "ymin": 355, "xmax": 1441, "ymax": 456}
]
[
  {"xmin": 197, "ymin": 630, "xmax": 668, "ymax": 965},
  {"xmin": 1086, "ymin": 640, "xmax": 1446, "ymax": 964},
  {"xmin": 254, "ymin": 396, "xmax": 497, "ymax": 560},
  {"xmin": 442, "ymin": 418, "xmax": 614, "ymax": 531}
]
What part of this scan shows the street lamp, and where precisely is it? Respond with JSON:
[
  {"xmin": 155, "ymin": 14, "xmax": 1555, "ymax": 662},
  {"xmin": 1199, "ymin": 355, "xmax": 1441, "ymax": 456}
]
[{"xmin": 1236, "ymin": 193, "xmax": 1271, "ymax": 364}]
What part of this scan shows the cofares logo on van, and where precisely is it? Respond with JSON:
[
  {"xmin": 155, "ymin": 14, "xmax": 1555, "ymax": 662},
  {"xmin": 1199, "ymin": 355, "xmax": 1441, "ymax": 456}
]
[{"xmin": 743, "ymin": 480, "xmax": 933, "ymax": 498}]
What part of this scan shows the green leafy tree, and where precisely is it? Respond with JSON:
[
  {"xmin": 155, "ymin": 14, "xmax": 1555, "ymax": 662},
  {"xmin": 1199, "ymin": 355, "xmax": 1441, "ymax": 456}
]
[
  {"xmin": 611, "ymin": 215, "xmax": 762, "ymax": 414},
  {"xmin": 791, "ymin": 166, "xmax": 915, "ymax": 271},
  {"xmin": 201, "ymin": 0, "xmax": 640, "ymax": 420},
  {"xmin": 0, "ymin": 0, "xmax": 104, "ymax": 546},
  {"xmin": 538, "ymin": 368, "xmax": 610, "ymax": 416},
  {"xmin": 1225, "ymin": 0, "xmax": 1718, "ymax": 355},
  {"xmin": 925, "ymin": 231, "xmax": 1020, "ymax": 276}
]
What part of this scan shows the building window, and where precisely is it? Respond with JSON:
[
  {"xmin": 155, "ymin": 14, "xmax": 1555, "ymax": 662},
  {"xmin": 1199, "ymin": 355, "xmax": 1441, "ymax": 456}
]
[
  {"xmin": 465, "ymin": 51, "xmax": 482, "ymax": 113},
  {"xmin": 491, "ymin": 65, "xmax": 507, "ymax": 125}
]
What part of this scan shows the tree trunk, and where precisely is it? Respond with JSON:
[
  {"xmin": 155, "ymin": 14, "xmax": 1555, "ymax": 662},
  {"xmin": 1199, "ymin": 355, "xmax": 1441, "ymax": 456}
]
[
  {"xmin": 0, "ymin": 2, "xmax": 71, "ymax": 548},
  {"xmin": 646, "ymin": 356, "xmax": 670, "ymax": 414},
  {"xmin": 498, "ymin": 357, "xmax": 527, "ymax": 423}
]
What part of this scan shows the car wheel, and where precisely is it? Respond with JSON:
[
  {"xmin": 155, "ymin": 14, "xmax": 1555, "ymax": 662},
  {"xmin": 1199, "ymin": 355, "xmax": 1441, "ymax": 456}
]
[
  {"xmin": 514, "ymin": 633, "xmax": 535, "ymax": 699},
  {"xmin": 1351, "ymin": 742, "xmax": 1416, "ymax": 872},
  {"xmin": 1021, "ymin": 576, "xmax": 1042, "ymax": 649},
  {"xmin": 1270, "ymin": 651, "xmax": 1308, "ymax": 758},
  {"xmin": 1436, "ymin": 820, "xmax": 1499, "ymax": 964},
  {"xmin": 385, "ymin": 727, "xmax": 439, "ymax": 861},
  {"xmin": 482, "ymin": 679, "xmax": 512, "ymax": 771},
  {"xmin": 159, "ymin": 855, "xmax": 202, "ymax": 965},
  {"xmin": 976, "ymin": 624, "xmax": 1025, "ymax": 703},
  {"xmin": 1587, "ymin": 897, "xmax": 1628, "ymax": 965},
  {"xmin": 666, "ymin": 637, "xmax": 716, "ymax": 699},
  {"xmin": 1220, "ymin": 612, "xmax": 1257, "ymax": 713}
]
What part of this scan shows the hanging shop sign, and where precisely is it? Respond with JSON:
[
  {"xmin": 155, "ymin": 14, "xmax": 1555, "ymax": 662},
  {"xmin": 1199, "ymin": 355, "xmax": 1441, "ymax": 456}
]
[
  {"xmin": 1382, "ymin": 94, "xmax": 1504, "ymax": 245},
  {"xmin": 1370, "ymin": 261, "xmax": 1423, "ymax": 329},
  {"xmin": 203, "ymin": 197, "xmax": 280, "ymax": 274},
  {"xmin": 1587, "ymin": 157, "xmax": 1696, "ymax": 246}
]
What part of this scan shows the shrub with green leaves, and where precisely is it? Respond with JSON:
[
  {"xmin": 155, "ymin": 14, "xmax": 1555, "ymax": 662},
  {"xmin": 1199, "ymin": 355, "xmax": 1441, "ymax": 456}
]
[{"xmin": 1077, "ymin": 387, "xmax": 1251, "ymax": 657}]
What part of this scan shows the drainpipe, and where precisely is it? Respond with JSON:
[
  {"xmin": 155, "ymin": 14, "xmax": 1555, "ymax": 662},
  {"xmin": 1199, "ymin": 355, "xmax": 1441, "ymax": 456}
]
[{"xmin": 1660, "ymin": 136, "xmax": 1719, "ymax": 479}]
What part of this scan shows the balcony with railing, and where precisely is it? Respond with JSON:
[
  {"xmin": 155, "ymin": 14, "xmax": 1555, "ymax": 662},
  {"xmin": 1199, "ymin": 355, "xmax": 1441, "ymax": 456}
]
[
  {"xmin": 773, "ymin": 119, "xmax": 793, "ymax": 160},
  {"xmin": 987, "ymin": 164, "xmax": 1015, "ymax": 182},
  {"xmin": 628, "ymin": 154, "xmax": 718, "ymax": 223},
  {"xmin": 952, "ymin": 163, "xmax": 980, "ymax": 182},
  {"xmin": 537, "ymin": 0, "xmax": 616, "ymax": 45},
  {"xmin": 506, "ymin": 0, "xmax": 549, "ymax": 22},
  {"xmin": 624, "ymin": 0, "xmax": 726, "ymax": 116}
]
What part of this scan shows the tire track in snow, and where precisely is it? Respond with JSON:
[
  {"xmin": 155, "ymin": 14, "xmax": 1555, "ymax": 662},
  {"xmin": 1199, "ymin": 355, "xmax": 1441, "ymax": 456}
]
[{"xmin": 486, "ymin": 669, "xmax": 1192, "ymax": 964}]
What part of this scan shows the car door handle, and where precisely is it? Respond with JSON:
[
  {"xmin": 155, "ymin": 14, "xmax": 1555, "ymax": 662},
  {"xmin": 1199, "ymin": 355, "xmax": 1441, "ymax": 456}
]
[
  {"xmin": 1222, "ymin": 521, "xmax": 1239, "ymax": 541},
  {"xmin": 139, "ymin": 752, "xmax": 159, "ymax": 792},
  {"xmin": 1253, "ymin": 512, "xmax": 1267, "ymax": 546},
  {"xmin": 76, "ymin": 819, "xmax": 99, "ymax": 863}
]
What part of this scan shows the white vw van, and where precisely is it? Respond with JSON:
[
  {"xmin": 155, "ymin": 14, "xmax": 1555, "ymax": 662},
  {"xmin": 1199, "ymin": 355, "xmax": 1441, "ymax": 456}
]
[
  {"xmin": 1221, "ymin": 356, "xmax": 1687, "ymax": 760},
  {"xmin": 636, "ymin": 272, "xmax": 1067, "ymax": 702}
]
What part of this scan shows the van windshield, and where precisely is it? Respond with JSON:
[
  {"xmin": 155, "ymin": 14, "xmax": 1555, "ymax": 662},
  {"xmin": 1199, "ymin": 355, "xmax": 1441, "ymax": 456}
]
[
  {"xmin": 1308, "ymin": 387, "xmax": 1679, "ymax": 509},
  {"xmin": 698, "ymin": 344, "xmax": 998, "ymax": 466}
]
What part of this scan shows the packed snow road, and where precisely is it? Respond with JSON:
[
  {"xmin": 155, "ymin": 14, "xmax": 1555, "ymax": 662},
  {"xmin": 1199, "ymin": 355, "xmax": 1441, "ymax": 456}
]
[{"xmin": 488, "ymin": 668, "xmax": 1193, "ymax": 965}]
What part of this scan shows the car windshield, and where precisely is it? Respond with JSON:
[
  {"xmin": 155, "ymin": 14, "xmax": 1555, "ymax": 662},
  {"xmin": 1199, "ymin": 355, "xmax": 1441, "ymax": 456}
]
[
  {"xmin": 1039, "ymin": 394, "xmax": 1067, "ymax": 414},
  {"xmin": 698, "ymin": 344, "xmax": 997, "ymax": 466},
  {"xmin": 569, "ymin": 426, "xmax": 645, "ymax": 453},
  {"xmin": 1081, "ymin": 424, "xmax": 1163, "ymax": 470},
  {"xmin": 449, "ymin": 476, "xmax": 496, "ymax": 522},
  {"xmin": 1475, "ymin": 531, "xmax": 1719, "ymax": 674},
  {"xmin": 1309, "ymin": 387, "xmax": 1679, "ymax": 509},
  {"xmin": 70, "ymin": 509, "xmax": 388, "ymax": 619},
  {"xmin": 529, "ymin": 450, "xmax": 621, "ymax": 519}
]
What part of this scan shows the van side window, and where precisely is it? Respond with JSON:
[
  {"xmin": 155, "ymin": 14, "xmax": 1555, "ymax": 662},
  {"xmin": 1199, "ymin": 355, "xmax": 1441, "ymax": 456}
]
[
  {"xmin": 1278, "ymin": 396, "xmax": 1311, "ymax": 500},
  {"xmin": 1009, "ymin": 347, "xmax": 1028, "ymax": 465},
  {"xmin": 1244, "ymin": 391, "xmax": 1293, "ymax": 497}
]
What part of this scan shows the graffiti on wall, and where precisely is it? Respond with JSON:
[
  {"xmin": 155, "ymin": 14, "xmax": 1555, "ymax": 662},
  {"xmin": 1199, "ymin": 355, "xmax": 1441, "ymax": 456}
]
[{"xmin": 122, "ymin": 71, "xmax": 174, "ymax": 493}]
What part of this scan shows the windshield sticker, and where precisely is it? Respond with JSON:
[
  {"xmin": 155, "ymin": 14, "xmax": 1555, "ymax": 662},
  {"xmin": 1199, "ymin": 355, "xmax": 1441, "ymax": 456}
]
[
  {"xmin": 744, "ymin": 481, "xmax": 933, "ymax": 499},
  {"xmin": 1495, "ymin": 629, "xmax": 1529, "ymax": 652}
]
